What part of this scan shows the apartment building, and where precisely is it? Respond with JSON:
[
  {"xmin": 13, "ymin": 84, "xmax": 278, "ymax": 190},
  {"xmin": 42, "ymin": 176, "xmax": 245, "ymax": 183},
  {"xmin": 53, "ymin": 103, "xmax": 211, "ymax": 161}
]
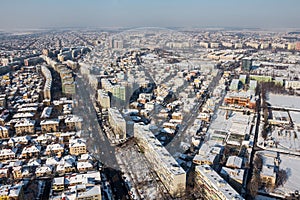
[
  {"xmin": 45, "ymin": 143, "xmax": 64, "ymax": 157},
  {"xmin": 40, "ymin": 119, "xmax": 60, "ymax": 133},
  {"xmin": 134, "ymin": 124, "xmax": 186, "ymax": 197},
  {"xmin": 97, "ymin": 89, "xmax": 110, "ymax": 109},
  {"xmin": 108, "ymin": 108, "xmax": 126, "ymax": 140},
  {"xmin": 195, "ymin": 165, "xmax": 244, "ymax": 200},
  {"xmin": 65, "ymin": 115, "xmax": 83, "ymax": 131},
  {"xmin": 14, "ymin": 119, "xmax": 35, "ymax": 136},
  {"xmin": 69, "ymin": 138, "xmax": 87, "ymax": 156},
  {"xmin": 41, "ymin": 65, "xmax": 52, "ymax": 100},
  {"xmin": 51, "ymin": 172, "xmax": 101, "ymax": 200}
]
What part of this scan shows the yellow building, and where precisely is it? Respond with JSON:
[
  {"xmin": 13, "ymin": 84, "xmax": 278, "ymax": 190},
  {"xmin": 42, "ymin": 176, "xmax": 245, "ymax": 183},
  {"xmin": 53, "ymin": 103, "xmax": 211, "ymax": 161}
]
[
  {"xmin": 0, "ymin": 184, "xmax": 24, "ymax": 200},
  {"xmin": 14, "ymin": 119, "xmax": 35, "ymax": 136},
  {"xmin": 40, "ymin": 119, "xmax": 60, "ymax": 133},
  {"xmin": 260, "ymin": 165, "xmax": 276, "ymax": 187},
  {"xmin": 65, "ymin": 115, "xmax": 83, "ymax": 131},
  {"xmin": 0, "ymin": 149, "xmax": 15, "ymax": 160},
  {"xmin": 45, "ymin": 143, "xmax": 64, "ymax": 157},
  {"xmin": 12, "ymin": 167, "xmax": 22, "ymax": 179},
  {"xmin": 69, "ymin": 138, "xmax": 87, "ymax": 156},
  {"xmin": 52, "ymin": 177, "xmax": 64, "ymax": 192},
  {"xmin": 0, "ymin": 126, "xmax": 8, "ymax": 138},
  {"xmin": 0, "ymin": 185, "xmax": 10, "ymax": 200}
]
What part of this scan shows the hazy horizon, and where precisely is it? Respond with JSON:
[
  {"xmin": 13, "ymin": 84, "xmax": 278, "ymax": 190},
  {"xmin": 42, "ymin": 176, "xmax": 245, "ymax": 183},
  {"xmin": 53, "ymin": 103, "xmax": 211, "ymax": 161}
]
[{"xmin": 1, "ymin": 0, "xmax": 300, "ymax": 30}]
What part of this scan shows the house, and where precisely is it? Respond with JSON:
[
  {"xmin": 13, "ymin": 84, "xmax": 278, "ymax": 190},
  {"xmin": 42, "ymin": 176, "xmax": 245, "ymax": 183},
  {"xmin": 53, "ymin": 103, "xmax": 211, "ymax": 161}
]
[
  {"xmin": 193, "ymin": 142, "xmax": 222, "ymax": 167},
  {"xmin": 193, "ymin": 154, "xmax": 218, "ymax": 166},
  {"xmin": 35, "ymin": 166, "xmax": 53, "ymax": 177},
  {"xmin": 14, "ymin": 119, "xmax": 35, "ymax": 135},
  {"xmin": 20, "ymin": 145, "xmax": 41, "ymax": 158},
  {"xmin": 40, "ymin": 119, "xmax": 60, "ymax": 133},
  {"xmin": 8, "ymin": 184, "xmax": 25, "ymax": 200},
  {"xmin": 50, "ymin": 172, "xmax": 101, "ymax": 200},
  {"xmin": 69, "ymin": 138, "xmax": 87, "ymax": 156},
  {"xmin": 12, "ymin": 166, "xmax": 22, "ymax": 179},
  {"xmin": 65, "ymin": 115, "xmax": 83, "ymax": 131},
  {"xmin": 56, "ymin": 155, "xmax": 76, "ymax": 175},
  {"xmin": 76, "ymin": 161, "xmax": 93, "ymax": 172},
  {"xmin": 52, "ymin": 177, "xmax": 64, "ymax": 192},
  {"xmin": 0, "ymin": 184, "xmax": 25, "ymax": 200},
  {"xmin": 0, "ymin": 126, "xmax": 9, "ymax": 138},
  {"xmin": 45, "ymin": 157, "xmax": 60, "ymax": 166},
  {"xmin": 221, "ymin": 167, "xmax": 245, "ymax": 192},
  {"xmin": 45, "ymin": 143, "xmax": 64, "ymax": 157},
  {"xmin": 0, "ymin": 149, "xmax": 16, "ymax": 160},
  {"xmin": 8, "ymin": 136, "xmax": 31, "ymax": 147},
  {"xmin": 0, "ymin": 168, "xmax": 9, "ymax": 178},
  {"xmin": 258, "ymin": 152, "xmax": 277, "ymax": 188}
]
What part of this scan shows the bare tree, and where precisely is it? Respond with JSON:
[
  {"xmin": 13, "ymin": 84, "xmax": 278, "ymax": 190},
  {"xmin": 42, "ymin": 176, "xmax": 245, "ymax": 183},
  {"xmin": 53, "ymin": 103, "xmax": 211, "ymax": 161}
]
[
  {"xmin": 248, "ymin": 175, "xmax": 260, "ymax": 198},
  {"xmin": 254, "ymin": 153, "xmax": 263, "ymax": 171},
  {"xmin": 276, "ymin": 169, "xmax": 288, "ymax": 187}
]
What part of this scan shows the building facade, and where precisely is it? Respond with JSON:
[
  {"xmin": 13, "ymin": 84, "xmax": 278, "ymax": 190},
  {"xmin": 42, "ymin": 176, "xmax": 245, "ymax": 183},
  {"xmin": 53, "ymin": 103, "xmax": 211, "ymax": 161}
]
[
  {"xmin": 134, "ymin": 124, "xmax": 186, "ymax": 197},
  {"xmin": 195, "ymin": 165, "xmax": 244, "ymax": 200},
  {"xmin": 107, "ymin": 108, "xmax": 126, "ymax": 140},
  {"xmin": 97, "ymin": 89, "xmax": 110, "ymax": 109}
]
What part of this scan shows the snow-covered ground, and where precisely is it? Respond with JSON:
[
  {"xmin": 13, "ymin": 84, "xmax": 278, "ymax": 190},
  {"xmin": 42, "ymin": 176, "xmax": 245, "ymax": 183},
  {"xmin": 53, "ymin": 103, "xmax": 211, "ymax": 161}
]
[
  {"xmin": 115, "ymin": 144, "xmax": 166, "ymax": 200},
  {"xmin": 274, "ymin": 154, "xmax": 300, "ymax": 196}
]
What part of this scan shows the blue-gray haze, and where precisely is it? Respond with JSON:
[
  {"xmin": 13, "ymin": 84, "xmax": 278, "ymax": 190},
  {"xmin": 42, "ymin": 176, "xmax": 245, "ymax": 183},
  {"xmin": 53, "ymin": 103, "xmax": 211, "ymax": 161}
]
[{"xmin": 0, "ymin": 0, "xmax": 299, "ymax": 30}]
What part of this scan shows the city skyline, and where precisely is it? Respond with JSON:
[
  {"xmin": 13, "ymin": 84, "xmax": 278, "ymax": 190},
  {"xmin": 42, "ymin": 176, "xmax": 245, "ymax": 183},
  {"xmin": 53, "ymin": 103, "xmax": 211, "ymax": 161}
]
[
  {"xmin": 1, "ymin": 9, "xmax": 300, "ymax": 199},
  {"xmin": 1, "ymin": 0, "xmax": 300, "ymax": 30}
]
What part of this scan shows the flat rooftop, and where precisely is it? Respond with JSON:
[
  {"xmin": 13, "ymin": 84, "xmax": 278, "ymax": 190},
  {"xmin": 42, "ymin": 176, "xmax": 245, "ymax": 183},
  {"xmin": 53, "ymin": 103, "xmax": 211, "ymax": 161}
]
[
  {"xmin": 135, "ymin": 124, "xmax": 185, "ymax": 176},
  {"xmin": 267, "ymin": 93, "xmax": 300, "ymax": 110},
  {"xmin": 196, "ymin": 165, "xmax": 244, "ymax": 200}
]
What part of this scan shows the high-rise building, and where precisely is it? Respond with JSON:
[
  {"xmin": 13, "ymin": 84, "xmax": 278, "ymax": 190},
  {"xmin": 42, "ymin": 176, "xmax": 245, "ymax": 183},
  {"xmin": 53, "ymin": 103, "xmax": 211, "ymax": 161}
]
[
  {"xmin": 241, "ymin": 58, "xmax": 252, "ymax": 71},
  {"xmin": 112, "ymin": 85, "xmax": 126, "ymax": 101},
  {"xmin": 97, "ymin": 89, "xmax": 110, "ymax": 109},
  {"xmin": 296, "ymin": 42, "xmax": 300, "ymax": 51},
  {"xmin": 109, "ymin": 38, "xmax": 114, "ymax": 48},
  {"xmin": 62, "ymin": 81, "xmax": 76, "ymax": 94},
  {"xmin": 108, "ymin": 38, "xmax": 123, "ymax": 49},
  {"xmin": 107, "ymin": 108, "xmax": 126, "ymax": 140},
  {"xmin": 114, "ymin": 40, "xmax": 124, "ymax": 49}
]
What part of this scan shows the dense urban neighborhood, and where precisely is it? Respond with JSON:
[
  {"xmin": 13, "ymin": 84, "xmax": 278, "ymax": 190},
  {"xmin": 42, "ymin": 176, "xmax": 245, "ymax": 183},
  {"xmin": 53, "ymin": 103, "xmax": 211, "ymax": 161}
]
[{"xmin": 0, "ymin": 27, "xmax": 300, "ymax": 200}]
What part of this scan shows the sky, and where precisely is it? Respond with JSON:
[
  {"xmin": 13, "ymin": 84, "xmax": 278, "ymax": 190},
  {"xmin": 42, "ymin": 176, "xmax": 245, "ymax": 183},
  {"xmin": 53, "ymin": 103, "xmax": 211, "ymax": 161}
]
[{"xmin": 0, "ymin": 0, "xmax": 300, "ymax": 30}]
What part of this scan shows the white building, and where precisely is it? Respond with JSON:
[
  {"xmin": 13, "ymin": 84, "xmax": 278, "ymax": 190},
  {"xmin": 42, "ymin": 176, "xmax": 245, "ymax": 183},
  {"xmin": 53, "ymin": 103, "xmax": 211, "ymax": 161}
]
[
  {"xmin": 108, "ymin": 108, "xmax": 126, "ymax": 140},
  {"xmin": 134, "ymin": 124, "xmax": 186, "ymax": 197},
  {"xmin": 195, "ymin": 165, "xmax": 244, "ymax": 200},
  {"xmin": 97, "ymin": 89, "xmax": 110, "ymax": 108}
]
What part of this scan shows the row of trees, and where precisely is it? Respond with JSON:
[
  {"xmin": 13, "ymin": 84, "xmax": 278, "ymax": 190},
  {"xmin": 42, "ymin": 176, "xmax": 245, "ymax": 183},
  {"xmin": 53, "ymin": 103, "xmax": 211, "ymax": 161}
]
[{"xmin": 260, "ymin": 82, "xmax": 286, "ymax": 140}]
